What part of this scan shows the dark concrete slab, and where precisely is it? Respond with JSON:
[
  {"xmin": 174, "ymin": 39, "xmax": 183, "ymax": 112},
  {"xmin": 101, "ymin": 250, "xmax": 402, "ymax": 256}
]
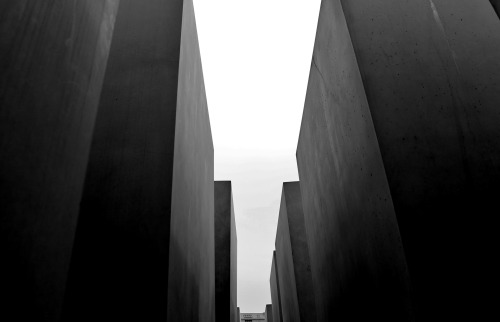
[
  {"xmin": 64, "ymin": 0, "xmax": 214, "ymax": 321},
  {"xmin": 0, "ymin": 1, "xmax": 119, "ymax": 320},
  {"xmin": 265, "ymin": 304, "xmax": 273, "ymax": 322},
  {"xmin": 296, "ymin": 0, "xmax": 413, "ymax": 320},
  {"xmin": 298, "ymin": 0, "xmax": 500, "ymax": 320},
  {"xmin": 275, "ymin": 182, "xmax": 316, "ymax": 322},
  {"xmin": 215, "ymin": 181, "xmax": 238, "ymax": 322},
  {"xmin": 269, "ymin": 251, "xmax": 283, "ymax": 322},
  {"xmin": 491, "ymin": 0, "xmax": 500, "ymax": 17}
]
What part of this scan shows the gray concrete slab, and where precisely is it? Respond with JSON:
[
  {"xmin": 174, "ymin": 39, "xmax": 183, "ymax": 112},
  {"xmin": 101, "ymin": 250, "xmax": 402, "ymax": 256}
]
[
  {"xmin": 275, "ymin": 182, "xmax": 316, "ymax": 322},
  {"xmin": 0, "ymin": 1, "xmax": 119, "ymax": 320},
  {"xmin": 270, "ymin": 251, "xmax": 283, "ymax": 322},
  {"xmin": 265, "ymin": 304, "xmax": 273, "ymax": 322},
  {"xmin": 298, "ymin": 0, "xmax": 500, "ymax": 320},
  {"xmin": 215, "ymin": 181, "xmax": 238, "ymax": 322},
  {"xmin": 64, "ymin": 0, "xmax": 214, "ymax": 321},
  {"xmin": 167, "ymin": 1, "xmax": 215, "ymax": 320}
]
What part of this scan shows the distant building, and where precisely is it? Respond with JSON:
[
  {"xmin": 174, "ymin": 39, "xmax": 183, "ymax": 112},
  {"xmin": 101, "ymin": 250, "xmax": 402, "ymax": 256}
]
[{"xmin": 240, "ymin": 312, "xmax": 267, "ymax": 322}]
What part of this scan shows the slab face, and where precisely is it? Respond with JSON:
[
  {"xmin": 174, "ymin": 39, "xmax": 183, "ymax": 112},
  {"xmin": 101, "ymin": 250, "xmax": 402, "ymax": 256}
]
[
  {"xmin": 215, "ymin": 181, "xmax": 238, "ymax": 322},
  {"xmin": 275, "ymin": 182, "xmax": 316, "ymax": 322},
  {"xmin": 0, "ymin": 1, "xmax": 118, "ymax": 320},
  {"xmin": 269, "ymin": 251, "xmax": 283, "ymax": 322},
  {"xmin": 339, "ymin": 0, "xmax": 500, "ymax": 319},
  {"xmin": 296, "ymin": 0, "xmax": 413, "ymax": 321},
  {"xmin": 265, "ymin": 304, "xmax": 273, "ymax": 322},
  {"xmin": 63, "ymin": 0, "xmax": 185, "ymax": 320},
  {"xmin": 167, "ymin": 0, "xmax": 215, "ymax": 321}
]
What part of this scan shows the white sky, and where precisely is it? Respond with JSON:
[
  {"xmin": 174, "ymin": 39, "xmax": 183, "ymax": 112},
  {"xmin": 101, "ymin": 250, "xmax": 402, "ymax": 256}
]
[{"xmin": 193, "ymin": 0, "xmax": 321, "ymax": 313}]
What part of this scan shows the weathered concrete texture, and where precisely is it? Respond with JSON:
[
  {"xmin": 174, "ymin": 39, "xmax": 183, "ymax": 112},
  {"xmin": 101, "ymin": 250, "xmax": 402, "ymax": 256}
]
[
  {"xmin": 491, "ymin": 0, "xmax": 500, "ymax": 17},
  {"xmin": 296, "ymin": 1, "xmax": 413, "ymax": 321},
  {"xmin": 0, "ymin": 1, "xmax": 119, "ymax": 321},
  {"xmin": 275, "ymin": 182, "xmax": 316, "ymax": 322},
  {"xmin": 64, "ymin": 0, "xmax": 214, "ymax": 321},
  {"xmin": 270, "ymin": 251, "xmax": 283, "ymax": 322},
  {"xmin": 215, "ymin": 181, "xmax": 238, "ymax": 322},
  {"xmin": 298, "ymin": 0, "xmax": 500, "ymax": 320},
  {"xmin": 266, "ymin": 304, "xmax": 274, "ymax": 322}
]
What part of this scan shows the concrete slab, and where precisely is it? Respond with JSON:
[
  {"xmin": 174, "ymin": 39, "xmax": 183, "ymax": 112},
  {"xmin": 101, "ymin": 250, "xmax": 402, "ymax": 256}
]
[
  {"xmin": 269, "ymin": 251, "xmax": 283, "ymax": 322},
  {"xmin": 0, "ymin": 1, "xmax": 119, "ymax": 320},
  {"xmin": 275, "ymin": 182, "xmax": 316, "ymax": 322},
  {"xmin": 298, "ymin": 0, "xmax": 500, "ymax": 320},
  {"xmin": 265, "ymin": 304, "xmax": 273, "ymax": 322},
  {"xmin": 64, "ymin": 0, "xmax": 214, "ymax": 321},
  {"xmin": 215, "ymin": 181, "xmax": 238, "ymax": 322}
]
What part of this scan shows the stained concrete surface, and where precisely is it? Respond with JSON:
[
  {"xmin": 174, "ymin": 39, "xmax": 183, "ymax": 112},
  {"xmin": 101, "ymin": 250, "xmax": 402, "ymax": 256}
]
[
  {"xmin": 215, "ymin": 181, "xmax": 238, "ymax": 322},
  {"xmin": 298, "ymin": 0, "xmax": 500, "ymax": 320},
  {"xmin": 64, "ymin": 0, "xmax": 214, "ymax": 321},
  {"xmin": 265, "ymin": 304, "xmax": 273, "ymax": 322},
  {"xmin": 0, "ymin": 1, "xmax": 119, "ymax": 320},
  {"xmin": 270, "ymin": 251, "xmax": 283, "ymax": 322},
  {"xmin": 275, "ymin": 182, "xmax": 316, "ymax": 322},
  {"xmin": 296, "ymin": 1, "xmax": 413, "ymax": 321}
]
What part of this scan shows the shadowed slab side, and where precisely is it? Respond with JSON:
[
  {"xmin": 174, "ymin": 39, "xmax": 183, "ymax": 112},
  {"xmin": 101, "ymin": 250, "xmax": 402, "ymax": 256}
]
[
  {"xmin": 270, "ymin": 251, "xmax": 284, "ymax": 322},
  {"xmin": 215, "ymin": 181, "xmax": 238, "ymax": 322},
  {"xmin": 64, "ymin": 0, "xmax": 214, "ymax": 321},
  {"xmin": 275, "ymin": 182, "xmax": 316, "ymax": 322},
  {"xmin": 0, "ymin": 1, "xmax": 119, "ymax": 320},
  {"xmin": 298, "ymin": 0, "xmax": 500, "ymax": 320}
]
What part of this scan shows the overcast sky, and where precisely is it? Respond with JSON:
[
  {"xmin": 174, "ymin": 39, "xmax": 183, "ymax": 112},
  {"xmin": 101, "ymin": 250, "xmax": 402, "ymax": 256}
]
[{"xmin": 193, "ymin": 0, "xmax": 321, "ymax": 313}]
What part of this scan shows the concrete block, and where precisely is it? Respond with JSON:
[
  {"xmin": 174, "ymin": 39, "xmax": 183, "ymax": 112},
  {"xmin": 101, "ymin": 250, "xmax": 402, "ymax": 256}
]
[
  {"xmin": 265, "ymin": 304, "xmax": 273, "ymax": 322},
  {"xmin": 215, "ymin": 181, "xmax": 238, "ymax": 322},
  {"xmin": 0, "ymin": 1, "xmax": 119, "ymax": 320},
  {"xmin": 298, "ymin": 0, "xmax": 500, "ymax": 320},
  {"xmin": 275, "ymin": 182, "xmax": 316, "ymax": 322},
  {"xmin": 269, "ymin": 251, "xmax": 283, "ymax": 322},
  {"xmin": 64, "ymin": 0, "xmax": 214, "ymax": 321}
]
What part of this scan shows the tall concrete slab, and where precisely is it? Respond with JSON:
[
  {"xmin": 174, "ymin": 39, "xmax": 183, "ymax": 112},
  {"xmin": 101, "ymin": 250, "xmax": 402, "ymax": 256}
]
[
  {"xmin": 64, "ymin": 0, "xmax": 214, "ymax": 321},
  {"xmin": 269, "ymin": 251, "xmax": 283, "ymax": 322},
  {"xmin": 297, "ymin": 0, "xmax": 500, "ymax": 320},
  {"xmin": 215, "ymin": 181, "xmax": 238, "ymax": 322},
  {"xmin": 296, "ymin": 1, "xmax": 413, "ymax": 320},
  {"xmin": 0, "ymin": 2, "xmax": 119, "ymax": 320},
  {"xmin": 275, "ymin": 182, "xmax": 316, "ymax": 322},
  {"xmin": 265, "ymin": 304, "xmax": 274, "ymax": 322}
]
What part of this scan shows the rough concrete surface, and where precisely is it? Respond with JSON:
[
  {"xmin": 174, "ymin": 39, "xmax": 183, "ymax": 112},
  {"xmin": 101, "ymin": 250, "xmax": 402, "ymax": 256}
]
[
  {"xmin": 270, "ymin": 251, "xmax": 283, "ymax": 322},
  {"xmin": 215, "ymin": 181, "xmax": 238, "ymax": 322},
  {"xmin": 275, "ymin": 182, "xmax": 316, "ymax": 322},
  {"xmin": 64, "ymin": 0, "xmax": 214, "ymax": 321},
  {"xmin": 0, "ymin": 1, "xmax": 119, "ymax": 320},
  {"xmin": 298, "ymin": 0, "xmax": 500, "ymax": 320},
  {"xmin": 296, "ymin": 1, "xmax": 413, "ymax": 321},
  {"xmin": 341, "ymin": 0, "xmax": 500, "ymax": 319}
]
